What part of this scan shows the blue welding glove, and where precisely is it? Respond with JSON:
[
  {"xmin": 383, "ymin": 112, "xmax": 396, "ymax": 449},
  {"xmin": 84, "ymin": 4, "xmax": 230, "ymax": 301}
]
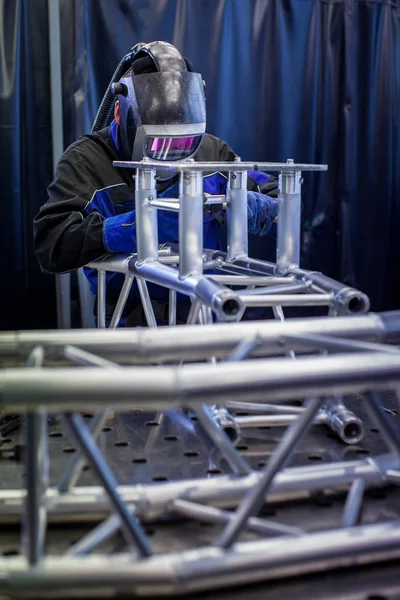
[{"xmin": 247, "ymin": 192, "xmax": 279, "ymax": 236}]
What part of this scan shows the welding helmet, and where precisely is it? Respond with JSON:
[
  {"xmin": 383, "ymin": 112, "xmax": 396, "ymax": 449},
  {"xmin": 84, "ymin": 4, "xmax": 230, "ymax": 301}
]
[{"xmin": 114, "ymin": 41, "xmax": 206, "ymax": 179}]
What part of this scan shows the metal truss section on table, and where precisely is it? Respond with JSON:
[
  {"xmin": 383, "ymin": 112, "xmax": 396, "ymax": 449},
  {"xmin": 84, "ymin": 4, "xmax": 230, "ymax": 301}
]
[{"xmin": 1, "ymin": 314, "xmax": 400, "ymax": 597}]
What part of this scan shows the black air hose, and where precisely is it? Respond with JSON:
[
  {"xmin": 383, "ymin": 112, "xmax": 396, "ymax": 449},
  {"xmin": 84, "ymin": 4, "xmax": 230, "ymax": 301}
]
[{"xmin": 91, "ymin": 44, "xmax": 145, "ymax": 133}]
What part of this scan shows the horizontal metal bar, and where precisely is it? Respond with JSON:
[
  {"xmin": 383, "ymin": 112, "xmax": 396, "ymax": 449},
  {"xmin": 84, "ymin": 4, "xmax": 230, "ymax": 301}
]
[
  {"xmin": 235, "ymin": 414, "xmax": 326, "ymax": 427},
  {"xmin": 0, "ymin": 312, "xmax": 394, "ymax": 363},
  {"xmin": 3, "ymin": 520, "xmax": 400, "ymax": 597},
  {"xmin": 2, "ymin": 352, "xmax": 400, "ymax": 411},
  {"xmin": 113, "ymin": 159, "xmax": 328, "ymax": 172},
  {"xmin": 240, "ymin": 293, "xmax": 333, "ymax": 307},
  {"xmin": 282, "ymin": 333, "xmax": 400, "ymax": 355},
  {"xmin": 238, "ymin": 282, "xmax": 311, "ymax": 296},
  {"xmin": 226, "ymin": 401, "xmax": 305, "ymax": 414},
  {"xmin": 0, "ymin": 454, "xmax": 394, "ymax": 523},
  {"xmin": 148, "ymin": 199, "xmax": 179, "ymax": 212},
  {"xmin": 208, "ymin": 275, "xmax": 295, "ymax": 286}
]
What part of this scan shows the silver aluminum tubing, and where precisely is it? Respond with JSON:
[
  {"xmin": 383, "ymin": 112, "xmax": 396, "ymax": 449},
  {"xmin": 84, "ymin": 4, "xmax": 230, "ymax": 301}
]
[
  {"xmin": 292, "ymin": 269, "xmax": 371, "ymax": 315},
  {"xmin": 227, "ymin": 163, "xmax": 248, "ymax": 260},
  {"xmin": 109, "ymin": 276, "xmax": 134, "ymax": 328},
  {"xmin": 341, "ymin": 478, "xmax": 365, "ymax": 527},
  {"xmin": 0, "ymin": 312, "xmax": 398, "ymax": 362},
  {"xmin": 238, "ymin": 281, "xmax": 311, "ymax": 296},
  {"xmin": 97, "ymin": 270, "xmax": 106, "ymax": 328},
  {"xmin": 113, "ymin": 159, "xmax": 328, "ymax": 172},
  {"xmin": 207, "ymin": 404, "xmax": 241, "ymax": 445},
  {"xmin": 0, "ymin": 454, "xmax": 394, "ymax": 523},
  {"xmin": 2, "ymin": 351, "xmax": 400, "ymax": 411},
  {"xmin": 240, "ymin": 293, "xmax": 333, "ymax": 307},
  {"xmin": 171, "ymin": 499, "xmax": 303, "ymax": 537},
  {"xmin": 235, "ymin": 414, "xmax": 326, "ymax": 427},
  {"xmin": 148, "ymin": 199, "xmax": 179, "ymax": 212},
  {"xmin": 65, "ymin": 413, "xmax": 152, "ymax": 557},
  {"xmin": 226, "ymin": 401, "xmax": 305, "ymax": 414},
  {"xmin": 23, "ymin": 347, "xmax": 48, "ymax": 565},
  {"xmin": 318, "ymin": 396, "xmax": 364, "ymax": 445},
  {"xmin": 3, "ymin": 522, "xmax": 400, "ymax": 597},
  {"xmin": 135, "ymin": 166, "xmax": 158, "ymax": 262},
  {"xmin": 59, "ymin": 346, "xmax": 115, "ymax": 492},
  {"xmin": 218, "ymin": 398, "xmax": 321, "ymax": 548},
  {"xmin": 179, "ymin": 167, "xmax": 204, "ymax": 278},
  {"xmin": 137, "ymin": 279, "xmax": 157, "ymax": 327},
  {"xmin": 282, "ymin": 332, "xmax": 400, "ymax": 355},
  {"xmin": 169, "ymin": 289, "xmax": 177, "ymax": 326},
  {"xmin": 208, "ymin": 275, "xmax": 294, "ymax": 286},
  {"xmin": 130, "ymin": 259, "xmax": 244, "ymax": 322},
  {"xmin": 191, "ymin": 404, "xmax": 250, "ymax": 475},
  {"xmin": 276, "ymin": 162, "xmax": 302, "ymax": 274}
]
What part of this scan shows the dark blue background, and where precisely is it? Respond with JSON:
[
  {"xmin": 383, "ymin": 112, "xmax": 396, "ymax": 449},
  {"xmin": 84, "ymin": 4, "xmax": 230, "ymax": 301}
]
[{"xmin": 1, "ymin": 0, "xmax": 399, "ymax": 329}]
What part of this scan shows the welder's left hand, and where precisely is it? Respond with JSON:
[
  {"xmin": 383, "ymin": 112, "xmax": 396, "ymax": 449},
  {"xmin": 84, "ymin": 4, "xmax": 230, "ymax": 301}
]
[{"xmin": 247, "ymin": 192, "xmax": 279, "ymax": 236}]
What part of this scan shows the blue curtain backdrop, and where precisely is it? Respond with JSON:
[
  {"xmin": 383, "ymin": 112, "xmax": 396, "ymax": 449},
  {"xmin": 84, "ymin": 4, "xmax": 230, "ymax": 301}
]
[{"xmin": 0, "ymin": 0, "xmax": 399, "ymax": 329}]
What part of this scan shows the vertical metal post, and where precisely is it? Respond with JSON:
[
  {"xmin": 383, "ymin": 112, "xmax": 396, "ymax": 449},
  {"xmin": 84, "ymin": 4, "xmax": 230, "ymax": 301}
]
[
  {"xmin": 179, "ymin": 165, "xmax": 203, "ymax": 278},
  {"xmin": 97, "ymin": 270, "xmax": 106, "ymax": 328},
  {"xmin": 169, "ymin": 289, "xmax": 177, "ymax": 326},
  {"xmin": 276, "ymin": 160, "xmax": 302, "ymax": 275},
  {"xmin": 227, "ymin": 158, "xmax": 248, "ymax": 261},
  {"xmin": 48, "ymin": 0, "xmax": 71, "ymax": 329},
  {"xmin": 77, "ymin": 268, "xmax": 95, "ymax": 328},
  {"xmin": 135, "ymin": 165, "xmax": 158, "ymax": 262},
  {"xmin": 22, "ymin": 347, "xmax": 48, "ymax": 564}
]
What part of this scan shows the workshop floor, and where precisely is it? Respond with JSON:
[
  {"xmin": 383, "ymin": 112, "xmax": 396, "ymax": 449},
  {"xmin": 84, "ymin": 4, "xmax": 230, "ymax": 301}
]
[{"xmin": 1, "ymin": 393, "xmax": 400, "ymax": 599}]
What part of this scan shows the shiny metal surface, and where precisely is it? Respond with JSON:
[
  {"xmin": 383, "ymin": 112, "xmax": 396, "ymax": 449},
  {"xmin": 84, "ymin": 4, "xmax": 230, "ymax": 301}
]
[{"xmin": 113, "ymin": 159, "xmax": 329, "ymax": 172}]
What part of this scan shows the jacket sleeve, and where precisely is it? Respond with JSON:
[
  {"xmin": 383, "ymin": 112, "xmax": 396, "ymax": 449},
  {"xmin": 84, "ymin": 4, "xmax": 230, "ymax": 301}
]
[{"xmin": 33, "ymin": 153, "xmax": 109, "ymax": 273}]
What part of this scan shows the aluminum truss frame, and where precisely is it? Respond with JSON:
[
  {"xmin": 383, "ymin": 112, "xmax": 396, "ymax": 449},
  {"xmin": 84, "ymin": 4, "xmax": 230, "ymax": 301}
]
[
  {"xmin": 81, "ymin": 158, "xmax": 370, "ymax": 444},
  {"xmin": 1, "ymin": 316, "xmax": 400, "ymax": 597}
]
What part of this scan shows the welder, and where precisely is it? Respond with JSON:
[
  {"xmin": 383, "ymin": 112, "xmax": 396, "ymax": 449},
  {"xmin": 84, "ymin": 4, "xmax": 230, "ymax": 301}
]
[{"xmin": 34, "ymin": 41, "xmax": 279, "ymax": 325}]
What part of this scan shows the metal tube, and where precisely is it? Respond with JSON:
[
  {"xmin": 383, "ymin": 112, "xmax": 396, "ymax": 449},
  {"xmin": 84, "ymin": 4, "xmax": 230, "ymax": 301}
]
[
  {"xmin": 239, "ymin": 282, "xmax": 311, "ymax": 296},
  {"xmin": 22, "ymin": 347, "xmax": 48, "ymax": 565},
  {"xmin": 168, "ymin": 289, "xmax": 177, "ymax": 326},
  {"xmin": 282, "ymin": 332, "xmax": 400, "ymax": 355},
  {"xmin": 59, "ymin": 347, "xmax": 116, "ymax": 491},
  {"xmin": 171, "ymin": 499, "xmax": 303, "ymax": 537},
  {"xmin": 114, "ymin": 159, "xmax": 328, "ymax": 172},
  {"xmin": 276, "ymin": 162, "xmax": 302, "ymax": 274},
  {"xmin": 226, "ymin": 337, "xmax": 263, "ymax": 362},
  {"xmin": 4, "ymin": 522, "xmax": 400, "ymax": 596},
  {"xmin": 77, "ymin": 268, "xmax": 95, "ymax": 328},
  {"xmin": 341, "ymin": 478, "xmax": 365, "ymax": 527},
  {"xmin": 97, "ymin": 270, "xmax": 106, "ymax": 328},
  {"xmin": 191, "ymin": 404, "xmax": 251, "ymax": 475},
  {"xmin": 65, "ymin": 413, "xmax": 152, "ymax": 557},
  {"xmin": 148, "ymin": 199, "xmax": 179, "ymax": 211},
  {"xmin": 208, "ymin": 275, "xmax": 294, "ymax": 286},
  {"xmin": 208, "ymin": 404, "xmax": 241, "ymax": 444},
  {"xmin": 131, "ymin": 259, "xmax": 244, "ymax": 322},
  {"xmin": 137, "ymin": 279, "xmax": 157, "ymax": 328},
  {"xmin": 319, "ymin": 396, "xmax": 364, "ymax": 445},
  {"xmin": 186, "ymin": 300, "xmax": 201, "ymax": 325},
  {"xmin": 272, "ymin": 305, "xmax": 296, "ymax": 359},
  {"xmin": 179, "ymin": 168, "xmax": 204, "ymax": 278},
  {"xmin": 226, "ymin": 401, "xmax": 304, "ymax": 415},
  {"xmin": 68, "ymin": 511, "xmax": 133, "ymax": 556},
  {"xmin": 0, "ymin": 312, "xmax": 395, "ymax": 362},
  {"xmin": 240, "ymin": 293, "xmax": 333, "ymax": 307},
  {"xmin": 0, "ymin": 454, "xmax": 394, "ymax": 523},
  {"xmin": 293, "ymin": 270, "xmax": 370, "ymax": 315},
  {"xmin": 227, "ymin": 163, "xmax": 248, "ymax": 260},
  {"xmin": 217, "ymin": 398, "xmax": 321, "ymax": 548},
  {"xmin": 135, "ymin": 166, "xmax": 158, "ymax": 262},
  {"xmin": 235, "ymin": 414, "xmax": 325, "ymax": 427},
  {"xmin": 109, "ymin": 276, "xmax": 134, "ymax": 328},
  {"xmin": 3, "ymin": 352, "xmax": 400, "ymax": 411}
]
